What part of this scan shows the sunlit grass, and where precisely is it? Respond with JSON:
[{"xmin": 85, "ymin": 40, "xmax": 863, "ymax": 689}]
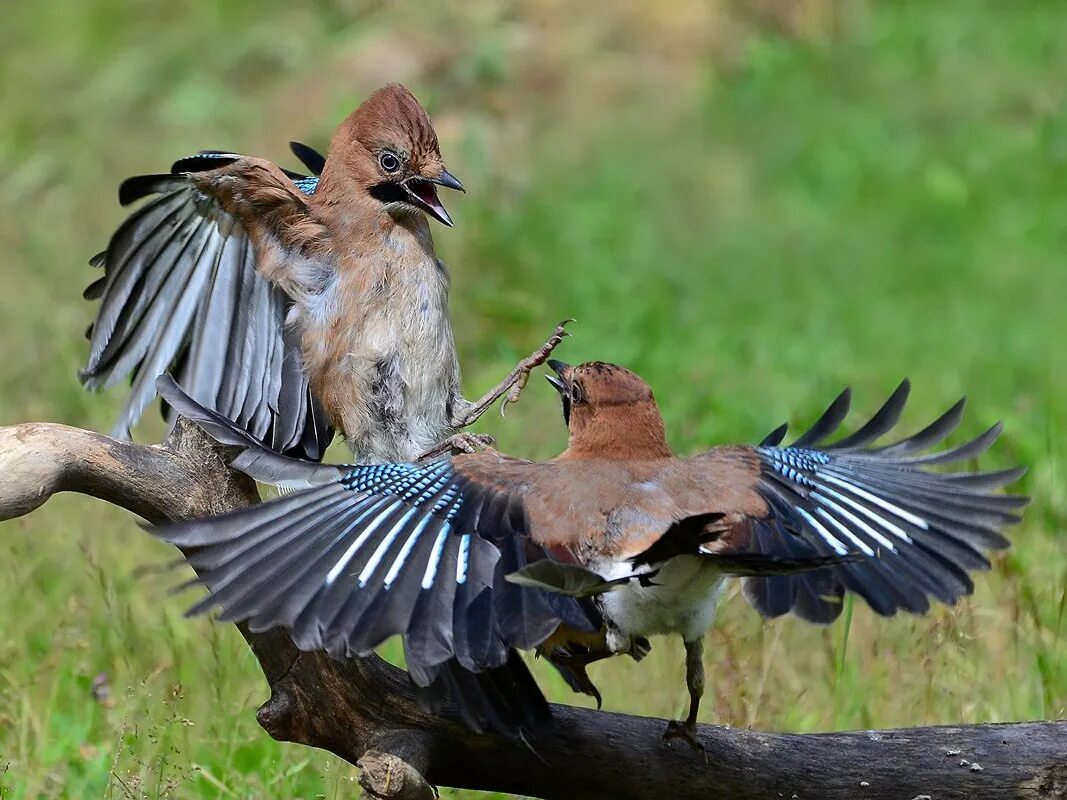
[{"xmin": 2, "ymin": 1, "xmax": 1065, "ymax": 797}]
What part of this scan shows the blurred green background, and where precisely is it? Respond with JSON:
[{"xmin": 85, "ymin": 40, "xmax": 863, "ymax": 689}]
[{"xmin": 2, "ymin": 0, "xmax": 1065, "ymax": 797}]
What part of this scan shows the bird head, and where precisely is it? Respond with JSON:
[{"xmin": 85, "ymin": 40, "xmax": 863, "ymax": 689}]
[
  {"xmin": 325, "ymin": 84, "xmax": 464, "ymax": 226},
  {"xmin": 546, "ymin": 360, "xmax": 671, "ymax": 459}
]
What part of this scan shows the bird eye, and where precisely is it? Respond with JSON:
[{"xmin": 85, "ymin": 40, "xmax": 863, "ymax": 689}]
[
  {"xmin": 379, "ymin": 152, "xmax": 401, "ymax": 173},
  {"xmin": 571, "ymin": 383, "xmax": 584, "ymax": 404}
]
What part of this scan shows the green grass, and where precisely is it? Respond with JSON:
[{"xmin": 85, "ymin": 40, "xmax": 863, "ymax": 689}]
[{"xmin": 2, "ymin": 1, "xmax": 1066, "ymax": 797}]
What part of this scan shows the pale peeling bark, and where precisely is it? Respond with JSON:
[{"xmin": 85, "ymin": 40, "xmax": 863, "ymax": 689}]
[{"xmin": 1, "ymin": 419, "xmax": 1065, "ymax": 799}]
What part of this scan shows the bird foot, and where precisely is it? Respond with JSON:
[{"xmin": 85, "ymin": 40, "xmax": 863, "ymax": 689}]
[
  {"xmin": 501, "ymin": 319, "xmax": 573, "ymax": 416},
  {"xmin": 545, "ymin": 648, "xmax": 606, "ymax": 708},
  {"xmin": 556, "ymin": 660, "xmax": 604, "ymax": 708},
  {"xmin": 629, "ymin": 637, "xmax": 652, "ymax": 662},
  {"xmin": 662, "ymin": 719, "xmax": 704, "ymax": 752},
  {"xmin": 418, "ymin": 432, "xmax": 496, "ymax": 461}
]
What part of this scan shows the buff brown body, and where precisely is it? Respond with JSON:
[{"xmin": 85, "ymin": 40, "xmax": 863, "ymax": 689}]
[{"xmin": 82, "ymin": 84, "xmax": 566, "ymax": 463}]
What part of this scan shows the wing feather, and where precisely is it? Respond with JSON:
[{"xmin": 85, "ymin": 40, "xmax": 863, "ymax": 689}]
[
  {"xmin": 82, "ymin": 150, "xmax": 331, "ymax": 458},
  {"xmin": 678, "ymin": 385, "xmax": 1026, "ymax": 623}
]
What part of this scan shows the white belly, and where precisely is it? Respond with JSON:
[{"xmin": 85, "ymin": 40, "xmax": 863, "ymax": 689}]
[{"xmin": 597, "ymin": 556, "xmax": 726, "ymax": 648}]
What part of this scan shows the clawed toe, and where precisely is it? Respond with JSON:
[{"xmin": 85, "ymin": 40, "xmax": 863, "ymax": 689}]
[
  {"xmin": 418, "ymin": 432, "xmax": 496, "ymax": 461},
  {"xmin": 629, "ymin": 637, "xmax": 652, "ymax": 662},
  {"xmin": 501, "ymin": 320, "xmax": 575, "ymax": 416},
  {"xmin": 662, "ymin": 720, "xmax": 704, "ymax": 751}
]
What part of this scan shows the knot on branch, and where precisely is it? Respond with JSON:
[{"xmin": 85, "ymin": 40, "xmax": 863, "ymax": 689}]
[
  {"xmin": 358, "ymin": 750, "xmax": 436, "ymax": 800},
  {"xmin": 257, "ymin": 688, "xmax": 296, "ymax": 740}
]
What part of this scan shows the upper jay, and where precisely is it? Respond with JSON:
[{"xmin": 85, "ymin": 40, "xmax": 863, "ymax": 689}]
[
  {"xmin": 148, "ymin": 361, "xmax": 1027, "ymax": 746},
  {"xmin": 80, "ymin": 83, "xmax": 568, "ymax": 463}
]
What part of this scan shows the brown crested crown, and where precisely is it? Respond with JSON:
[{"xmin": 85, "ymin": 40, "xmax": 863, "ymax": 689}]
[
  {"xmin": 572, "ymin": 362, "xmax": 656, "ymax": 408},
  {"xmin": 342, "ymin": 83, "xmax": 440, "ymax": 162}
]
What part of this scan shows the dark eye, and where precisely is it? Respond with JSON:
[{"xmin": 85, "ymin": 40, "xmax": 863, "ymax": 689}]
[
  {"xmin": 571, "ymin": 383, "xmax": 584, "ymax": 404},
  {"xmin": 379, "ymin": 152, "xmax": 401, "ymax": 173}
]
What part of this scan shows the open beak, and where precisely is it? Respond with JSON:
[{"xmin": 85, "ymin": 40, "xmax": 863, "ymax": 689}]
[
  {"xmin": 545, "ymin": 359, "xmax": 571, "ymax": 395},
  {"xmin": 403, "ymin": 170, "xmax": 464, "ymax": 227},
  {"xmin": 546, "ymin": 359, "xmax": 573, "ymax": 425}
]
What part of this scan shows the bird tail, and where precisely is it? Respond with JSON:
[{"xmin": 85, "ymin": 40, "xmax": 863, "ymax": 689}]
[{"xmin": 409, "ymin": 651, "xmax": 551, "ymax": 736}]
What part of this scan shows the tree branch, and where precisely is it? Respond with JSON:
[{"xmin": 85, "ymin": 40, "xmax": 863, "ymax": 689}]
[{"xmin": 1, "ymin": 420, "xmax": 1064, "ymax": 799}]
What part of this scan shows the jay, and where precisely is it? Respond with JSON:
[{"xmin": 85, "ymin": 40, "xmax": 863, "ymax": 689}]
[
  {"xmin": 149, "ymin": 361, "xmax": 1026, "ymax": 746},
  {"xmin": 80, "ymin": 83, "xmax": 568, "ymax": 463}
]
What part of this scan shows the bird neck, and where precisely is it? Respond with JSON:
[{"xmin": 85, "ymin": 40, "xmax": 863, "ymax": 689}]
[{"xmin": 561, "ymin": 402, "xmax": 673, "ymax": 461}]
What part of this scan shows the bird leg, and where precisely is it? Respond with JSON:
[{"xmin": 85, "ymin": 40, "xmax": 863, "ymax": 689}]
[
  {"xmin": 450, "ymin": 320, "xmax": 572, "ymax": 427},
  {"xmin": 417, "ymin": 432, "xmax": 496, "ymax": 462},
  {"xmin": 663, "ymin": 637, "xmax": 705, "ymax": 751}
]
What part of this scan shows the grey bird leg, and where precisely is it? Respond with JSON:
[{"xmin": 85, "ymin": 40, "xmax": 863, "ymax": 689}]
[
  {"xmin": 449, "ymin": 320, "xmax": 572, "ymax": 427},
  {"xmin": 663, "ymin": 637, "xmax": 705, "ymax": 751}
]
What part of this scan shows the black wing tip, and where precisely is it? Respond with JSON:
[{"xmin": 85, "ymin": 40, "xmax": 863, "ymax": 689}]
[
  {"xmin": 82, "ymin": 276, "xmax": 106, "ymax": 300},
  {"xmin": 760, "ymin": 423, "xmax": 789, "ymax": 447},
  {"xmin": 170, "ymin": 152, "xmax": 241, "ymax": 175},
  {"xmin": 118, "ymin": 173, "xmax": 176, "ymax": 206},
  {"xmin": 78, "ymin": 367, "xmax": 102, "ymax": 388},
  {"xmin": 789, "ymin": 386, "xmax": 853, "ymax": 448},
  {"xmin": 885, "ymin": 378, "xmax": 912, "ymax": 408},
  {"xmin": 289, "ymin": 141, "xmax": 327, "ymax": 175}
]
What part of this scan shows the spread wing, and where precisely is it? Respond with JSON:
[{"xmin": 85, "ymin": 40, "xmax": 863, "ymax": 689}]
[
  {"xmin": 81, "ymin": 143, "xmax": 332, "ymax": 459},
  {"xmin": 660, "ymin": 381, "xmax": 1027, "ymax": 623},
  {"xmin": 149, "ymin": 387, "xmax": 596, "ymax": 733}
]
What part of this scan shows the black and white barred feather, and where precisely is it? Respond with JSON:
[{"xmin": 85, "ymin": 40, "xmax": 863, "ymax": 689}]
[
  {"xmin": 153, "ymin": 379, "xmax": 594, "ymax": 733},
  {"xmin": 744, "ymin": 380, "xmax": 1027, "ymax": 622},
  {"xmin": 82, "ymin": 143, "xmax": 330, "ymax": 459}
]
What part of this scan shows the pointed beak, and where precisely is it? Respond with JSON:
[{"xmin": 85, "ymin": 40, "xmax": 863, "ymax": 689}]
[
  {"xmin": 403, "ymin": 178, "xmax": 455, "ymax": 227},
  {"xmin": 402, "ymin": 169, "xmax": 464, "ymax": 227},
  {"xmin": 545, "ymin": 359, "xmax": 571, "ymax": 395},
  {"xmin": 433, "ymin": 169, "xmax": 465, "ymax": 193}
]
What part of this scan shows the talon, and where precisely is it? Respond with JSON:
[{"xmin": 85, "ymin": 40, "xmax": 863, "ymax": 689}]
[
  {"xmin": 629, "ymin": 637, "xmax": 652, "ymax": 662},
  {"xmin": 502, "ymin": 374, "xmax": 529, "ymax": 416}
]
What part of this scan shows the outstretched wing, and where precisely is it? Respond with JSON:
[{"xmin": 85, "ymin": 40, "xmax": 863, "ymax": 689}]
[
  {"xmin": 149, "ymin": 386, "xmax": 596, "ymax": 733},
  {"xmin": 81, "ymin": 143, "xmax": 332, "ymax": 459},
  {"xmin": 671, "ymin": 380, "xmax": 1027, "ymax": 623}
]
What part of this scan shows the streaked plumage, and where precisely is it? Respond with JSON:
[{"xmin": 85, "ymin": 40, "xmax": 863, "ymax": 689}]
[
  {"xmin": 82, "ymin": 84, "xmax": 567, "ymax": 462},
  {"xmin": 149, "ymin": 362, "xmax": 1027, "ymax": 742}
]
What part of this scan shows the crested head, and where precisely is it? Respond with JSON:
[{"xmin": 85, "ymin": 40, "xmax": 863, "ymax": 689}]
[
  {"xmin": 321, "ymin": 84, "xmax": 464, "ymax": 227},
  {"xmin": 347, "ymin": 84, "xmax": 441, "ymax": 167},
  {"xmin": 546, "ymin": 360, "xmax": 671, "ymax": 460}
]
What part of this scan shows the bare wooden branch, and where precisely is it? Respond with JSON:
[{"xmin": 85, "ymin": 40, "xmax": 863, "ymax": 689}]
[{"xmin": 2, "ymin": 419, "xmax": 1065, "ymax": 799}]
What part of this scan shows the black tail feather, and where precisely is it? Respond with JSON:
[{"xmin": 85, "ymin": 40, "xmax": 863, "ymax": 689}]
[{"xmin": 411, "ymin": 651, "xmax": 551, "ymax": 736}]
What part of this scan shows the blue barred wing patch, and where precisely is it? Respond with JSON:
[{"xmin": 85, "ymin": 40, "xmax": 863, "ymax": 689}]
[{"xmin": 744, "ymin": 380, "xmax": 1027, "ymax": 622}]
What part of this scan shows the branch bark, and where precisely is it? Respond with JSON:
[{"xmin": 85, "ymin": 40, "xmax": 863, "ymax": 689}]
[{"xmin": 1, "ymin": 419, "xmax": 1065, "ymax": 800}]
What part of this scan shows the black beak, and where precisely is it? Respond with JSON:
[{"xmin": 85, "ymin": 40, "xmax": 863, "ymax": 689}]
[
  {"xmin": 433, "ymin": 170, "xmax": 465, "ymax": 193},
  {"xmin": 545, "ymin": 359, "xmax": 571, "ymax": 395}
]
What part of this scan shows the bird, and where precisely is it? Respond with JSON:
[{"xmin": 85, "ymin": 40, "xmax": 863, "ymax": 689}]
[
  {"xmin": 147, "ymin": 360, "xmax": 1027, "ymax": 744},
  {"xmin": 80, "ymin": 83, "xmax": 569, "ymax": 463}
]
